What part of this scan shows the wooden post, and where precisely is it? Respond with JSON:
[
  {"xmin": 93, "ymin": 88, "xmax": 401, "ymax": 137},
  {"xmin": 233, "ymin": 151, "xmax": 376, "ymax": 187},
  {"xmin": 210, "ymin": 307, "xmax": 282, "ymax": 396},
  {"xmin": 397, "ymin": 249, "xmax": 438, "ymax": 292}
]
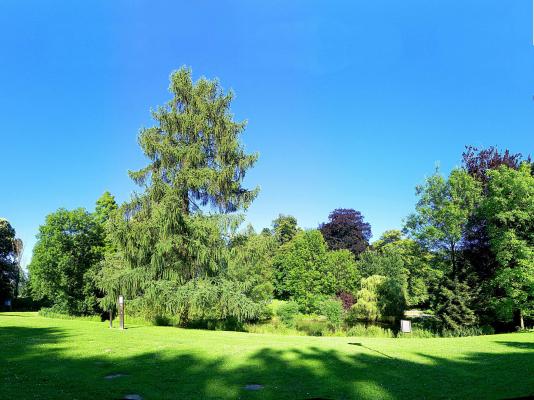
[{"xmin": 118, "ymin": 295, "xmax": 125, "ymax": 330}]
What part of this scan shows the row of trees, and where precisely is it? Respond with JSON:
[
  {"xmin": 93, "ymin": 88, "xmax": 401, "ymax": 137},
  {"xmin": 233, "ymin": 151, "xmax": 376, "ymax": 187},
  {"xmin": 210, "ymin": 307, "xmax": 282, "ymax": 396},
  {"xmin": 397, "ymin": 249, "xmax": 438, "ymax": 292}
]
[
  {"xmin": 0, "ymin": 219, "xmax": 23, "ymax": 304},
  {"xmin": 21, "ymin": 67, "xmax": 533, "ymax": 333}
]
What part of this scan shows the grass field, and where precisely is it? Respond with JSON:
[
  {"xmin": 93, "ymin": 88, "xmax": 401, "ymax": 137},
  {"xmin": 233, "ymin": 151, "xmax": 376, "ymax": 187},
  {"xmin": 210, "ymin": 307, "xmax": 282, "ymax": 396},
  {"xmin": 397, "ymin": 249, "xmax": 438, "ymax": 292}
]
[{"xmin": 1, "ymin": 312, "xmax": 533, "ymax": 400}]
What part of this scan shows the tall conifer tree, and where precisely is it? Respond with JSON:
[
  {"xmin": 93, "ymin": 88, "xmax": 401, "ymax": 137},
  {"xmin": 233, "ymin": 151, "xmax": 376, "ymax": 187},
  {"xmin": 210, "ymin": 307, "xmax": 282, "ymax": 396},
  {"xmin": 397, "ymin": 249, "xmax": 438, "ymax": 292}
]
[{"xmin": 100, "ymin": 67, "xmax": 259, "ymax": 312}]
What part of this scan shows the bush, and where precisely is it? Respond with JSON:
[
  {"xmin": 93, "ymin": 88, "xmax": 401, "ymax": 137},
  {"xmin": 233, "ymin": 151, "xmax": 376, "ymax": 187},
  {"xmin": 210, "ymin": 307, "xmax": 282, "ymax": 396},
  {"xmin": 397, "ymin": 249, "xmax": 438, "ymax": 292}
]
[
  {"xmin": 441, "ymin": 326, "xmax": 493, "ymax": 337},
  {"xmin": 244, "ymin": 319, "xmax": 303, "ymax": 336},
  {"xmin": 347, "ymin": 324, "xmax": 394, "ymax": 338},
  {"xmin": 277, "ymin": 301, "xmax": 300, "ymax": 326},
  {"xmin": 398, "ymin": 327, "xmax": 436, "ymax": 338},
  {"xmin": 38, "ymin": 307, "xmax": 102, "ymax": 322},
  {"xmin": 294, "ymin": 315, "xmax": 328, "ymax": 336},
  {"xmin": 337, "ymin": 291, "xmax": 356, "ymax": 310},
  {"xmin": 12, "ymin": 297, "xmax": 44, "ymax": 311},
  {"xmin": 319, "ymin": 298, "xmax": 344, "ymax": 330},
  {"xmin": 266, "ymin": 299, "xmax": 286, "ymax": 317}
]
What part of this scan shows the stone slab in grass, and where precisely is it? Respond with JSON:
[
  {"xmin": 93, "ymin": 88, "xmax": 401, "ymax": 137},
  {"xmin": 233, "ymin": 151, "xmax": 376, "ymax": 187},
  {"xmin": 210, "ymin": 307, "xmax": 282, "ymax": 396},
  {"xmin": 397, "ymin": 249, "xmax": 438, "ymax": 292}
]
[
  {"xmin": 104, "ymin": 373, "xmax": 128, "ymax": 380},
  {"xmin": 243, "ymin": 384, "xmax": 264, "ymax": 391},
  {"xmin": 122, "ymin": 395, "xmax": 142, "ymax": 400}
]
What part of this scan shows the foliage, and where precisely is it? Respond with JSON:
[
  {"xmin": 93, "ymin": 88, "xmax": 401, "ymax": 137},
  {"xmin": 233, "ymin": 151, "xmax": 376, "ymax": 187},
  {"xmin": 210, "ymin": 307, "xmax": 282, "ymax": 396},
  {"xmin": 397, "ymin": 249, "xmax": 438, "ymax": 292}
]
[
  {"xmin": 294, "ymin": 314, "xmax": 328, "ymax": 336},
  {"xmin": 227, "ymin": 229, "xmax": 276, "ymax": 303},
  {"xmin": 372, "ymin": 230, "xmax": 438, "ymax": 308},
  {"xmin": 348, "ymin": 270, "xmax": 407, "ymax": 324},
  {"xmin": 130, "ymin": 66, "xmax": 258, "ymax": 215},
  {"xmin": 137, "ymin": 277, "xmax": 265, "ymax": 325},
  {"xmin": 28, "ymin": 208, "xmax": 104, "ymax": 315},
  {"xmin": 405, "ymin": 168, "xmax": 482, "ymax": 277},
  {"xmin": 432, "ymin": 277, "xmax": 477, "ymax": 332},
  {"xmin": 481, "ymin": 163, "xmax": 534, "ymax": 327},
  {"xmin": 319, "ymin": 208, "xmax": 371, "ymax": 257},
  {"xmin": 272, "ymin": 214, "xmax": 299, "ymax": 245},
  {"xmin": 347, "ymin": 324, "xmax": 394, "ymax": 338},
  {"xmin": 94, "ymin": 191, "xmax": 118, "ymax": 225},
  {"xmin": 0, "ymin": 218, "xmax": 20, "ymax": 302},
  {"xmin": 98, "ymin": 67, "xmax": 261, "ymax": 323},
  {"xmin": 319, "ymin": 298, "xmax": 344, "ymax": 330},
  {"xmin": 277, "ymin": 301, "xmax": 300, "ymax": 326},
  {"xmin": 274, "ymin": 230, "xmax": 359, "ymax": 311},
  {"xmin": 462, "ymin": 145, "xmax": 528, "ymax": 185},
  {"xmin": 337, "ymin": 291, "xmax": 356, "ymax": 310},
  {"xmin": 349, "ymin": 275, "xmax": 385, "ymax": 323}
]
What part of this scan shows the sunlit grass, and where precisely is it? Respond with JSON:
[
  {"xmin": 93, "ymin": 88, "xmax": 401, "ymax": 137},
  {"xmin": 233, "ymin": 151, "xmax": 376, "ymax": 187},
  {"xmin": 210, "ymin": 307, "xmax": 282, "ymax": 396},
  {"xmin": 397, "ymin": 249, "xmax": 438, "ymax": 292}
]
[{"xmin": 1, "ymin": 312, "xmax": 533, "ymax": 399}]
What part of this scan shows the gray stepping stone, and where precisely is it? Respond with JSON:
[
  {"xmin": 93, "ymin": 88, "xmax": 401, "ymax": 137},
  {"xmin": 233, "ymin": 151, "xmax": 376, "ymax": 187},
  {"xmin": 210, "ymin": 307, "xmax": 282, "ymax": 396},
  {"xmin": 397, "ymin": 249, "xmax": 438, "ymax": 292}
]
[
  {"xmin": 104, "ymin": 373, "xmax": 128, "ymax": 380},
  {"xmin": 243, "ymin": 384, "xmax": 264, "ymax": 391},
  {"xmin": 123, "ymin": 395, "xmax": 142, "ymax": 400}
]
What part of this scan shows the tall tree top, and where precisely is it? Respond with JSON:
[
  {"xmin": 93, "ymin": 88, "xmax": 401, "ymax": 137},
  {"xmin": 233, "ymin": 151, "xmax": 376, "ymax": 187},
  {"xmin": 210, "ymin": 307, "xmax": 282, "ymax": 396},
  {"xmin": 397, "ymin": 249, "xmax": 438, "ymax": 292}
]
[
  {"xmin": 0, "ymin": 219, "xmax": 16, "ymax": 258},
  {"xmin": 462, "ymin": 145, "xmax": 530, "ymax": 184},
  {"xmin": 129, "ymin": 66, "xmax": 259, "ymax": 215},
  {"xmin": 319, "ymin": 208, "xmax": 372, "ymax": 256},
  {"xmin": 95, "ymin": 191, "xmax": 118, "ymax": 224}
]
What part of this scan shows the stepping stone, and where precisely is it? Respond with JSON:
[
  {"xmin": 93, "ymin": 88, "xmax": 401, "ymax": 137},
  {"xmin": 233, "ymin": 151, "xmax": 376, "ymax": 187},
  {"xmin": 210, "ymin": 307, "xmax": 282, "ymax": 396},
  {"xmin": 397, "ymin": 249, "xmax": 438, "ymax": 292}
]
[
  {"xmin": 122, "ymin": 395, "xmax": 142, "ymax": 400},
  {"xmin": 243, "ymin": 384, "xmax": 264, "ymax": 391},
  {"xmin": 104, "ymin": 373, "xmax": 128, "ymax": 380}
]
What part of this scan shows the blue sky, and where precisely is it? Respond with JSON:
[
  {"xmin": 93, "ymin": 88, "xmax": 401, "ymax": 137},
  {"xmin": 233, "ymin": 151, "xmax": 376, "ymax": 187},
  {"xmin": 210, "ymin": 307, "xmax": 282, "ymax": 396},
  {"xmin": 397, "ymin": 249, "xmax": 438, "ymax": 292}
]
[{"xmin": 1, "ymin": 1, "xmax": 533, "ymax": 267}]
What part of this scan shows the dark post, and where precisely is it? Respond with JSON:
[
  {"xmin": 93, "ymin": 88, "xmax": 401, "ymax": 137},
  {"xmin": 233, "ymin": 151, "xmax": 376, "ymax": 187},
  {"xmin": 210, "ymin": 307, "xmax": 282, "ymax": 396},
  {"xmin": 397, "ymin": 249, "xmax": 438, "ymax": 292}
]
[
  {"xmin": 118, "ymin": 295, "xmax": 125, "ymax": 330},
  {"xmin": 109, "ymin": 309, "xmax": 113, "ymax": 328}
]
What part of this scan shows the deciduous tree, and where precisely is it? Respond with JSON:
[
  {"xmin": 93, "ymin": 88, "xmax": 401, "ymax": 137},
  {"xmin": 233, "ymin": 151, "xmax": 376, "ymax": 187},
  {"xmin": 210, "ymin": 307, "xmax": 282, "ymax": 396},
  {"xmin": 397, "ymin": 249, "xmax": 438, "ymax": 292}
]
[
  {"xmin": 482, "ymin": 163, "xmax": 534, "ymax": 329},
  {"xmin": 319, "ymin": 208, "xmax": 371, "ymax": 257}
]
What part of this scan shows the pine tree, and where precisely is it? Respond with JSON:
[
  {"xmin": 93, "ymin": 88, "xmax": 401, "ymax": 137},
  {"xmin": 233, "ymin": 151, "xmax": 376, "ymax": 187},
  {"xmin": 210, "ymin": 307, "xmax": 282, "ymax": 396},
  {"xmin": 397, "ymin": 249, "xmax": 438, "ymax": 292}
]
[{"xmin": 99, "ymin": 67, "xmax": 259, "ymax": 316}]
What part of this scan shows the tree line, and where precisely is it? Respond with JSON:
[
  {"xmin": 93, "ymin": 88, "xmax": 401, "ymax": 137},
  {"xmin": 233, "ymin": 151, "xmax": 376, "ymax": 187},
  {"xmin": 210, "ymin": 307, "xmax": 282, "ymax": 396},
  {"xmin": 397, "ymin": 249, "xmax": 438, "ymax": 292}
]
[{"xmin": 2, "ymin": 67, "xmax": 532, "ymax": 335}]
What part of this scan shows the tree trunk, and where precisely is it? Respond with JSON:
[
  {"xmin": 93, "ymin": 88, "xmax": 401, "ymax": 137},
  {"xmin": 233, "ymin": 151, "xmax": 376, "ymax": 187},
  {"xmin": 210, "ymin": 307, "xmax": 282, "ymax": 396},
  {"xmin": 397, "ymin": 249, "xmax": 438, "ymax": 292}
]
[
  {"xmin": 519, "ymin": 310, "xmax": 525, "ymax": 330},
  {"xmin": 450, "ymin": 242, "xmax": 456, "ymax": 278},
  {"xmin": 181, "ymin": 191, "xmax": 190, "ymax": 215}
]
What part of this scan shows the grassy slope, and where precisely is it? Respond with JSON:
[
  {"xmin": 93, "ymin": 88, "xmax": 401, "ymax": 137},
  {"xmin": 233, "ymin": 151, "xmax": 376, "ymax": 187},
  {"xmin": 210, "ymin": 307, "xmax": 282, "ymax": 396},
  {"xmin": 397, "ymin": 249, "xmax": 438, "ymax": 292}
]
[{"xmin": 1, "ymin": 313, "xmax": 533, "ymax": 400}]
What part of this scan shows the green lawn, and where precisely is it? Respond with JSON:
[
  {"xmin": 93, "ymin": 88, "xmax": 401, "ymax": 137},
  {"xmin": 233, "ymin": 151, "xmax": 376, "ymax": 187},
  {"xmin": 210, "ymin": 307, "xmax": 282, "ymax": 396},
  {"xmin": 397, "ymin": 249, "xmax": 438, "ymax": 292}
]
[{"xmin": 1, "ymin": 312, "xmax": 533, "ymax": 400}]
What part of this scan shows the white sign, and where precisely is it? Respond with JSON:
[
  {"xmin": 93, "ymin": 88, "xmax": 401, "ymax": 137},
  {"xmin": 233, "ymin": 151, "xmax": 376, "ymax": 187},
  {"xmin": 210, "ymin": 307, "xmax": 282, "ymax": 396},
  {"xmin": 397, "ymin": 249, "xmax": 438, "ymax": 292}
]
[
  {"xmin": 118, "ymin": 295, "xmax": 124, "ymax": 305},
  {"xmin": 400, "ymin": 319, "xmax": 412, "ymax": 333}
]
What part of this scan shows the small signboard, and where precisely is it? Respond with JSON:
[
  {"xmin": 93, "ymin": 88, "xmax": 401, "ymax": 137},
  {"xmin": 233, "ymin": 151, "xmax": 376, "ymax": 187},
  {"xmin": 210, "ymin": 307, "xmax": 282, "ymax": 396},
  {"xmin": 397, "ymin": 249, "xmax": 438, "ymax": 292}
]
[
  {"xmin": 400, "ymin": 319, "xmax": 412, "ymax": 333},
  {"xmin": 118, "ymin": 295, "xmax": 125, "ymax": 330}
]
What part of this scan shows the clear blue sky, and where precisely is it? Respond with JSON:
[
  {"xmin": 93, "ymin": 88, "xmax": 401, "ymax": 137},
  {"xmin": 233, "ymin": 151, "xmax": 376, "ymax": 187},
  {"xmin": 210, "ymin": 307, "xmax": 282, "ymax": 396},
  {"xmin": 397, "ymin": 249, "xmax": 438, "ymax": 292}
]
[{"xmin": 1, "ymin": 1, "xmax": 533, "ymax": 267}]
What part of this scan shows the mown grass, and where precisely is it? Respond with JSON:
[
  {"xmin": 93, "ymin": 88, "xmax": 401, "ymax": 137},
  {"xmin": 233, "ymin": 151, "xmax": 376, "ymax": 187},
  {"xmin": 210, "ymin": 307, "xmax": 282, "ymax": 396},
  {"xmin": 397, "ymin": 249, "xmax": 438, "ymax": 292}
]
[{"xmin": 1, "ymin": 312, "xmax": 533, "ymax": 400}]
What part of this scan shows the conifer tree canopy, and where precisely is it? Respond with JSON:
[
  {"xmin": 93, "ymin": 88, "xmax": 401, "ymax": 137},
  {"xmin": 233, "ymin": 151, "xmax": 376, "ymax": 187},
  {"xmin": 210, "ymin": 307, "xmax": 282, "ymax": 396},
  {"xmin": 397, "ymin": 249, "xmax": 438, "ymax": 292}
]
[
  {"xmin": 129, "ymin": 67, "xmax": 259, "ymax": 214},
  {"xmin": 99, "ymin": 68, "xmax": 260, "ymax": 318}
]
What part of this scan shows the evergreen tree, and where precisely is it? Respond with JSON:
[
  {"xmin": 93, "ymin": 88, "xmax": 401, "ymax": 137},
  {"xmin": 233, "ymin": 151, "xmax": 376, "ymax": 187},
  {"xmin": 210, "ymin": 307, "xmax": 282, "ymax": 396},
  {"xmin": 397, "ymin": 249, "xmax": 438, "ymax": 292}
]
[
  {"xmin": 99, "ymin": 67, "xmax": 259, "ymax": 320},
  {"xmin": 95, "ymin": 191, "xmax": 118, "ymax": 224},
  {"xmin": 433, "ymin": 277, "xmax": 477, "ymax": 332}
]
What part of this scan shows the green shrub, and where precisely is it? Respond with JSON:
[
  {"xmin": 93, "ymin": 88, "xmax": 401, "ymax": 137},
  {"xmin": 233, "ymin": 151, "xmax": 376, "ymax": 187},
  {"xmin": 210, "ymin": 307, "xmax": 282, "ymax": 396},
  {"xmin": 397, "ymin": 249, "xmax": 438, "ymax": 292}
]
[
  {"xmin": 244, "ymin": 319, "xmax": 304, "ymax": 336},
  {"xmin": 267, "ymin": 299, "xmax": 287, "ymax": 317},
  {"xmin": 294, "ymin": 315, "xmax": 328, "ymax": 336},
  {"xmin": 319, "ymin": 298, "xmax": 344, "ymax": 330},
  {"xmin": 39, "ymin": 307, "xmax": 102, "ymax": 322},
  {"xmin": 441, "ymin": 326, "xmax": 492, "ymax": 337},
  {"xmin": 277, "ymin": 301, "xmax": 300, "ymax": 326},
  {"xmin": 398, "ymin": 327, "xmax": 436, "ymax": 338},
  {"xmin": 347, "ymin": 323, "xmax": 394, "ymax": 338}
]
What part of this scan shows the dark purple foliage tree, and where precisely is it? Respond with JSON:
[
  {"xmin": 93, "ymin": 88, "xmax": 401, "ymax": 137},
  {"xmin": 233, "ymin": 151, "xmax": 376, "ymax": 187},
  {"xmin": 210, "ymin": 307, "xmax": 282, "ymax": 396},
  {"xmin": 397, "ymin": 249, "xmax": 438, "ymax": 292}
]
[
  {"xmin": 319, "ymin": 208, "xmax": 371, "ymax": 257},
  {"xmin": 461, "ymin": 146, "xmax": 530, "ymax": 326},
  {"xmin": 462, "ymin": 145, "xmax": 529, "ymax": 187},
  {"xmin": 337, "ymin": 291, "xmax": 356, "ymax": 310}
]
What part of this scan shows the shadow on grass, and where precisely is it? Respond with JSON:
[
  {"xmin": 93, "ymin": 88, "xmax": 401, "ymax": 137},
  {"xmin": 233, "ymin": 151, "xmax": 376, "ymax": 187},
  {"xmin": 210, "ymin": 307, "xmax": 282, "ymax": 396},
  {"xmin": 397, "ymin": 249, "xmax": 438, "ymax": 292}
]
[{"xmin": 0, "ymin": 325, "xmax": 533, "ymax": 400}]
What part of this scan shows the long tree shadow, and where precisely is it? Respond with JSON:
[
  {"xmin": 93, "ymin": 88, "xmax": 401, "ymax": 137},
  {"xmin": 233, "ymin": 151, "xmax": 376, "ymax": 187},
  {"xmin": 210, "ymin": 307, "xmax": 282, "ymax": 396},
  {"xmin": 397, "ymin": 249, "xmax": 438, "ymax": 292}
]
[{"xmin": 1, "ymin": 325, "xmax": 533, "ymax": 400}]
